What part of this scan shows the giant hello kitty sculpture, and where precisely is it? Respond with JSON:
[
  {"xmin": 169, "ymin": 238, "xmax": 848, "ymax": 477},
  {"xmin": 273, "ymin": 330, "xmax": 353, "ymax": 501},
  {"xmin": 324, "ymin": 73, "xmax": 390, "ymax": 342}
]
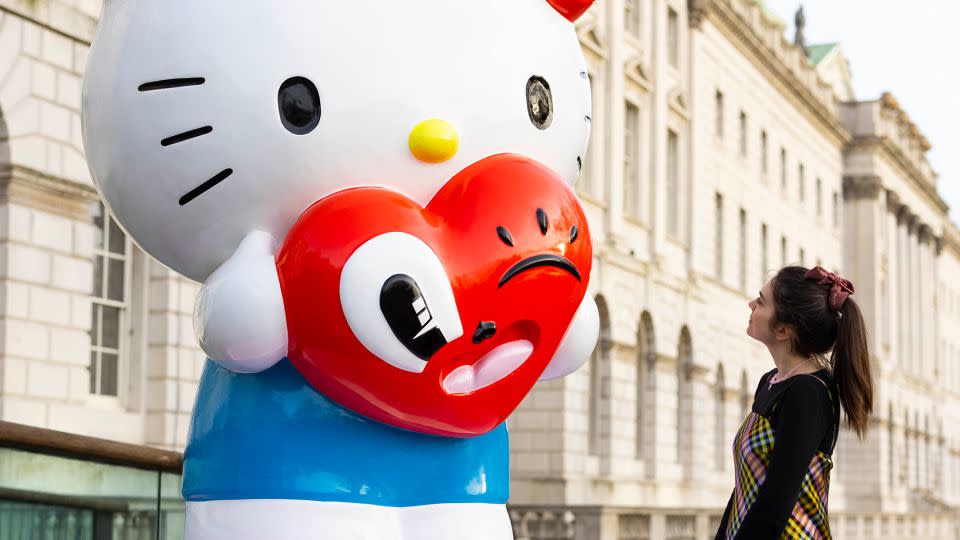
[{"xmin": 82, "ymin": 1, "xmax": 598, "ymax": 538}]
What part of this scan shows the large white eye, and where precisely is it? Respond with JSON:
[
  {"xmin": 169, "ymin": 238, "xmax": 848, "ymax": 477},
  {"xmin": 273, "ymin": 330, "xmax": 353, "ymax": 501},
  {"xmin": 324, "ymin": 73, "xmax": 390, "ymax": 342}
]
[{"xmin": 340, "ymin": 233, "xmax": 463, "ymax": 373}]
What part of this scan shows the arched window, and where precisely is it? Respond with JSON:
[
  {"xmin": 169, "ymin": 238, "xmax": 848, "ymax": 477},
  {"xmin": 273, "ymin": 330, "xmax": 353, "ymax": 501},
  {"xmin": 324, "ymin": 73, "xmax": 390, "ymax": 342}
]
[
  {"xmin": 904, "ymin": 410, "xmax": 912, "ymax": 487},
  {"xmin": 636, "ymin": 312, "xmax": 656, "ymax": 461},
  {"xmin": 676, "ymin": 326, "xmax": 693, "ymax": 469},
  {"xmin": 588, "ymin": 296, "xmax": 611, "ymax": 457},
  {"xmin": 888, "ymin": 403, "xmax": 895, "ymax": 489},
  {"xmin": 715, "ymin": 364, "xmax": 726, "ymax": 471},
  {"xmin": 740, "ymin": 370, "xmax": 750, "ymax": 418}
]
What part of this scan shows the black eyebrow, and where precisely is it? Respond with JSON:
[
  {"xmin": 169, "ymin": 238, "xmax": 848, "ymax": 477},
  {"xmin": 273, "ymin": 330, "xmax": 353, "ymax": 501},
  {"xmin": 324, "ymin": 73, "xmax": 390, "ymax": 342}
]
[{"xmin": 138, "ymin": 77, "xmax": 206, "ymax": 92}]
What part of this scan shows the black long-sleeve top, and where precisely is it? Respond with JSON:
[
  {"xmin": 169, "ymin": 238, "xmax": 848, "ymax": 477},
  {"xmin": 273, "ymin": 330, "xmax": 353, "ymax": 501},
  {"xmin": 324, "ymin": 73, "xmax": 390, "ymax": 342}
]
[{"xmin": 715, "ymin": 368, "xmax": 838, "ymax": 540}]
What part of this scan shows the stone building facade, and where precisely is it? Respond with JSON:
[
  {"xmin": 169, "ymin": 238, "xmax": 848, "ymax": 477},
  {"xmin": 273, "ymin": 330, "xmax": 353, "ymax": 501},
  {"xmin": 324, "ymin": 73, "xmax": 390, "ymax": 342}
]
[
  {"xmin": 508, "ymin": 1, "xmax": 959, "ymax": 539},
  {"xmin": 1, "ymin": 1, "xmax": 959, "ymax": 539},
  {"xmin": 0, "ymin": 0, "xmax": 203, "ymax": 450}
]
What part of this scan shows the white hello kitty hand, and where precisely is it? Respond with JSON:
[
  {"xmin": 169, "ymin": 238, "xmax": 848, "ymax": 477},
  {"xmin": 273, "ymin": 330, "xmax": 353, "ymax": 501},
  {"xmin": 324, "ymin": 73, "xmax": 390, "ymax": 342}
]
[
  {"xmin": 194, "ymin": 230, "xmax": 288, "ymax": 373},
  {"xmin": 539, "ymin": 294, "xmax": 599, "ymax": 381}
]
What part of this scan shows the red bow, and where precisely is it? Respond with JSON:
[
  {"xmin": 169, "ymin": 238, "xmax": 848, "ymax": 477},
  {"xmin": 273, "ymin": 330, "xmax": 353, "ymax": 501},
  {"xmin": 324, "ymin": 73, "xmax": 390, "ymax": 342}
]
[
  {"xmin": 546, "ymin": 0, "xmax": 595, "ymax": 21},
  {"xmin": 805, "ymin": 266, "xmax": 854, "ymax": 312}
]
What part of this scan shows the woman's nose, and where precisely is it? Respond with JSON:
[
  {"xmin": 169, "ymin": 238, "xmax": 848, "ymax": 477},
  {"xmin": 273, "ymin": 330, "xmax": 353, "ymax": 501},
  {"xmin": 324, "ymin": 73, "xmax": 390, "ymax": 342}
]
[{"xmin": 409, "ymin": 119, "xmax": 459, "ymax": 163}]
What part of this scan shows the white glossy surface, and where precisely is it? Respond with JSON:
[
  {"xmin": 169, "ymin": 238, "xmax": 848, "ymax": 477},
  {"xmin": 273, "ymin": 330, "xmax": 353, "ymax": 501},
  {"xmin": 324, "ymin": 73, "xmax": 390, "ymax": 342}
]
[
  {"xmin": 82, "ymin": 0, "xmax": 592, "ymax": 282},
  {"xmin": 194, "ymin": 230, "xmax": 288, "ymax": 373},
  {"xmin": 184, "ymin": 500, "xmax": 513, "ymax": 540},
  {"xmin": 340, "ymin": 232, "xmax": 464, "ymax": 373},
  {"xmin": 539, "ymin": 293, "xmax": 599, "ymax": 381}
]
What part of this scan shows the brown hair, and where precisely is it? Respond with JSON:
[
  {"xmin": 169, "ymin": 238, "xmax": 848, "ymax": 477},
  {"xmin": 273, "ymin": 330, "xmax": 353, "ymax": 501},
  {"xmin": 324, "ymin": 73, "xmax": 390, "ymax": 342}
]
[{"xmin": 770, "ymin": 266, "xmax": 874, "ymax": 438}]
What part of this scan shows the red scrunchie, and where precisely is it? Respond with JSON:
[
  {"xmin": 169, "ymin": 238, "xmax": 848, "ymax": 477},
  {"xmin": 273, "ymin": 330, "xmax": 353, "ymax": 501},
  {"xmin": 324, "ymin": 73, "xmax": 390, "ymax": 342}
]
[{"xmin": 805, "ymin": 266, "xmax": 855, "ymax": 312}]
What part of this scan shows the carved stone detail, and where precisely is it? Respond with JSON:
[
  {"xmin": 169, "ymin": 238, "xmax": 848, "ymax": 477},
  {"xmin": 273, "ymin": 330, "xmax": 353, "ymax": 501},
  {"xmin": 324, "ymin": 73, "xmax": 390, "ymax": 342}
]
[
  {"xmin": 842, "ymin": 175, "xmax": 882, "ymax": 200},
  {"xmin": 688, "ymin": 0, "xmax": 713, "ymax": 29}
]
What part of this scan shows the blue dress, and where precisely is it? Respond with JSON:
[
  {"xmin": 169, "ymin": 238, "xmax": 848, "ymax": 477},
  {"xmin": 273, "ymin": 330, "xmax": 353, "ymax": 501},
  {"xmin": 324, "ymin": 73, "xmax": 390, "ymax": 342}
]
[{"xmin": 182, "ymin": 359, "xmax": 510, "ymax": 507}]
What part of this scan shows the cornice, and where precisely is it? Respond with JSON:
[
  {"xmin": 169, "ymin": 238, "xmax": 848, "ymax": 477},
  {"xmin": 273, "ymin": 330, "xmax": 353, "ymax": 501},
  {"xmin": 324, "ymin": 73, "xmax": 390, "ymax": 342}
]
[
  {"xmin": 694, "ymin": 0, "xmax": 851, "ymax": 148},
  {"xmin": 0, "ymin": 165, "xmax": 99, "ymax": 221},
  {"xmin": 847, "ymin": 135, "xmax": 949, "ymax": 214}
]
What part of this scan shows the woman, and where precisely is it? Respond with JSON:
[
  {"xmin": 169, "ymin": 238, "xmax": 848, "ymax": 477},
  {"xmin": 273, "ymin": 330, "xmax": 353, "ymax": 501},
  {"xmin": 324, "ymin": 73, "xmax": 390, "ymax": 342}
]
[{"xmin": 716, "ymin": 266, "xmax": 874, "ymax": 539}]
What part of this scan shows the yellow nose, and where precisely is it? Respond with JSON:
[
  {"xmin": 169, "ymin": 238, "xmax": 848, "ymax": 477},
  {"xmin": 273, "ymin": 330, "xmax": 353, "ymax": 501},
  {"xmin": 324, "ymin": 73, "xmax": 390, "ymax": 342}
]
[{"xmin": 409, "ymin": 119, "xmax": 459, "ymax": 163}]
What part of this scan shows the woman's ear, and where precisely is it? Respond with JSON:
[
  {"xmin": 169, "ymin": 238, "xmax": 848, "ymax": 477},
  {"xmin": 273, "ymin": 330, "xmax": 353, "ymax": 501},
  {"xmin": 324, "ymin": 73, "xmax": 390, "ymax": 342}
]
[{"xmin": 775, "ymin": 323, "xmax": 795, "ymax": 344}]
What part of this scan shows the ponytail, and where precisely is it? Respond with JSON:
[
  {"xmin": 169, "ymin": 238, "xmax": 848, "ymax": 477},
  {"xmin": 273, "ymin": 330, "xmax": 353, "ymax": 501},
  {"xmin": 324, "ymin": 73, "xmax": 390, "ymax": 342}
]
[
  {"xmin": 831, "ymin": 298, "xmax": 873, "ymax": 439},
  {"xmin": 772, "ymin": 266, "xmax": 875, "ymax": 439}
]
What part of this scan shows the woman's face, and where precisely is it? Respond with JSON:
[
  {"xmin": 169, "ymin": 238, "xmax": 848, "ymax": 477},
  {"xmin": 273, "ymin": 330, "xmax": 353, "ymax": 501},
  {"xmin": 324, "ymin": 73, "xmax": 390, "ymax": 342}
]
[{"xmin": 747, "ymin": 279, "xmax": 778, "ymax": 345}]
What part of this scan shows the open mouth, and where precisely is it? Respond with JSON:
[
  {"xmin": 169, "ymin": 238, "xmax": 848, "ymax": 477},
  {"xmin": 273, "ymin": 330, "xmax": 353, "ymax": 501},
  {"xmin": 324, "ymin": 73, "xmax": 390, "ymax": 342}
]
[{"xmin": 442, "ymin": 340, "xmax": 534, "ymax": 394}]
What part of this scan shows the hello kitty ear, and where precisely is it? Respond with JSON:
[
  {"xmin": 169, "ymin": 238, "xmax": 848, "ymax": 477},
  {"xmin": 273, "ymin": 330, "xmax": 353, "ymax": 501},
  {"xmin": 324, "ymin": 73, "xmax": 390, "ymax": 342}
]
[{"xmin": 546, "ymin": 0, "xmax": 595, "ymax": 22}]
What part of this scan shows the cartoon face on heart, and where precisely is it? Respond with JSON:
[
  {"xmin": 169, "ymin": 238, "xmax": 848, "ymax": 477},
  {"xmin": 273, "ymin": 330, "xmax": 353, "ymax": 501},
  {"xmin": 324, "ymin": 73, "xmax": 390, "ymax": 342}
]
[{"xmin": 276, "ymin": 154, "xmax": 592, "ymax": 437}]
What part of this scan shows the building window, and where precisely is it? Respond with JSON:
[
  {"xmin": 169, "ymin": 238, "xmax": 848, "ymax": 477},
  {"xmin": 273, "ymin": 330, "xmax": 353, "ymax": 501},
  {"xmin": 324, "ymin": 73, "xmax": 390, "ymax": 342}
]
[
  {"xmin": 833, "ymin": 191, "xmax": 840, "ymax": 227},
  {"xmin": 781, "ymin": 235, "xmax": 787, "ymax": 268},
  {"xmin": 739, "ymin": 112, "xmax": 747, "ymax": 157},
  {"xmin": 798, "ymin": 163, "xmax": 806, "ymax": 202},
  {"xmin": 589, "ymin": 296, "xmax": 610, "ymax": 457},
  {"xmin": 667, "ymin": 7, "xmax": 680, "ymax": 68},
  {"xmin": 780, "ymin": 148, "xmax": 788, "ymax": 191},
  {"xmin": 761, "ymin": 223, "xmax": 768, "ymax": 285},
  {"xmin": 760, "ymin": 130, "xmax": 768, "ymax": 176},
  {"xmin": 715, "ymin": 193, "xmax": 724, "ymax": 279},
  {"xmin": 715, "ymin": 365, "xmax": 726, "ymax": 471},
  {"xmin": 799, "ymin": 247, "xmax": 806, "ymax": 266},
  {"xmin": 677, "ymin": 328, "xmax": 693, "ymax": 468},
  {"xmin": 740, "ymin": 370, "xmax": 750, "ymax": 418},
  {"xmin": 715, "ymin": 90, "xmax": 724, "ymax": 138},
  {"xmin": 90, "ymin": 202, "xmax": 130, "ymax": 397},
  {"xmin": 625, "ymin": 0, "xmax": 640, "ymax": 38},
  {"xmin": 739, "ymin": 209, "xmax": 747, "ymax": 292},
  {"xmin": 816, "ymin": 178, "xmax": 823, "ymax": 217},
  {"xmin": 667, "ymin": 129, "xmax": 680, "ymax": 237},
  {"xmin": 624, "ymin": 101, "xmax": 640, "ymax": 218}
]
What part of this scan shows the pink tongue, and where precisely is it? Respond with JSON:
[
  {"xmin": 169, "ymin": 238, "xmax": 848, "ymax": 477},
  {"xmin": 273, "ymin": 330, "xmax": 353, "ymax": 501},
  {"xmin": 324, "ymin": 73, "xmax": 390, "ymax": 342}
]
[{"xmin": 442, "ymin": 340, "xmax": 534, "ymax": 394}]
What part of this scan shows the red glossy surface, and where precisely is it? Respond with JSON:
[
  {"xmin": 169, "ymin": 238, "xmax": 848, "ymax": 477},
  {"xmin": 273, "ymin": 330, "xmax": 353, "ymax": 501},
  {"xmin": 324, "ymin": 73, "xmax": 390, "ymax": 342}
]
[
  {"xmin": 546, "ymin": 0, "xmax": 595, "ymax": 22},
  {"xmin": 276, "ymin": 154, "xmax": 592, "ymax": 437}
]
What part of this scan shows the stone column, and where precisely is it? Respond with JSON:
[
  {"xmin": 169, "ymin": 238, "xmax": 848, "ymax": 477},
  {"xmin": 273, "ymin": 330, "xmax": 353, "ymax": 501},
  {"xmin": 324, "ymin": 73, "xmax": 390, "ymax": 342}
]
[
  {"xmin": 604, "ymin": 0, "xmax": 626, "ymax": 244},
  {"xmin": 885, "ymin": 192, "xmax": 902, "ymax": 367},
  {"xmin": 910, "ymin": 216, "xmax": 923, "ymax": 374},
  {"xmin": 897, "ymin": 210, "xmax": 908, "ymax": 369},
  {"xmin": 649, "ymin": 0, "xmax": 669, "ymax": 262}
]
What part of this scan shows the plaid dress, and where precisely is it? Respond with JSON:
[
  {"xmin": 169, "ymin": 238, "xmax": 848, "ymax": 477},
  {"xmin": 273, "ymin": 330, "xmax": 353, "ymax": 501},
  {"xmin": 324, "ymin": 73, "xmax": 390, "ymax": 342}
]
[{"xmin": 723, "ymin": 375, "xmax": 839, "ymax": 540}]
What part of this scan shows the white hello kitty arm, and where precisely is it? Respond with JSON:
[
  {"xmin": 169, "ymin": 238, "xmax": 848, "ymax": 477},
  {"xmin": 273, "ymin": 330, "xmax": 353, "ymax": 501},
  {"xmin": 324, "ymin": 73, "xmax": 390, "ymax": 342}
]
[
  {"xmin": 539, "ymin": 293, "xmax": 599, "ymax": 381},
  {"xmin": 193, "ymin": 230, "xmax": 288, "ymax": 373}
]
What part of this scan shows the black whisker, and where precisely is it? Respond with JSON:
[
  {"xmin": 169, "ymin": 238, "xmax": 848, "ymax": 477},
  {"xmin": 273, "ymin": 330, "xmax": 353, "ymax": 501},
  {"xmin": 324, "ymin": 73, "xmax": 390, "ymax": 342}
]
[
  {"xmin": 536, "ymin": 208, "xmax": 549, "ymax": 235},
  {"xmin": 577, "ymin": 156, "xmax": 582, "ymax": 171},
  {"xmin": 179, "ymin": 169, "xmax": 233, "ymax": 206},
  {"xmin": 139, "ymin": 78, "xmax": 206, "ymax": 92},
  {"xmin": 497, "ymin": 226, "xmax": 514, "ymax": 247},
  {"xmin": 585, "ymin": 115, "xmax": 592, "ymax": 122},
  {"xmin": 162, "ymin": 126, "xmax": 213, "ymax": 147}
]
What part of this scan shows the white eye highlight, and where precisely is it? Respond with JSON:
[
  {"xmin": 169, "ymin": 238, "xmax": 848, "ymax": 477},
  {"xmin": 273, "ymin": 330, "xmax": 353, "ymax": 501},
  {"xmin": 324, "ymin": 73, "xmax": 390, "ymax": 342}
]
[{"xmin": 340, "ymin": 232, "xmax": 463, "ymax": 373}]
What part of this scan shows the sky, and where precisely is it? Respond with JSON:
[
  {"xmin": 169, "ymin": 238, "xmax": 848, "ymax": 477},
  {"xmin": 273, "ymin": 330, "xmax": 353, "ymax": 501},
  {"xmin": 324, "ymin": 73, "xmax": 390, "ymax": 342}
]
[{"xmin": 763, "ymin": 1, "xmax": 960, "ymax": 223}]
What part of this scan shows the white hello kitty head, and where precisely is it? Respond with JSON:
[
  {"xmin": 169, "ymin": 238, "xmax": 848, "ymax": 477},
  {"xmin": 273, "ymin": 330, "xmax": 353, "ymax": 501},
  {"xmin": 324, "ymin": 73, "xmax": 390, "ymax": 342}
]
[{"xmin": 82, "ymin": 0, "xmax": 595, "ymax": 282}]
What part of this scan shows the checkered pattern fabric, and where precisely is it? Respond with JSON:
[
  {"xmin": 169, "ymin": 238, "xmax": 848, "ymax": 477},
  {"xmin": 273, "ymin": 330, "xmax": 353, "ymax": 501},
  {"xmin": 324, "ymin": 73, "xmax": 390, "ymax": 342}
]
[{"xmin": 724, "ymin": 412, "xmax": 833, "ymax": 540}]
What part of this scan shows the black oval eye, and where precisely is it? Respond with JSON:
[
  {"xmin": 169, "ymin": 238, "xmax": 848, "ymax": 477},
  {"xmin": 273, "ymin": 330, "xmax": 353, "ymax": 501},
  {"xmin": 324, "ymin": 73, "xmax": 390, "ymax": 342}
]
[
  {"xmin": 526, "ymin": 76, "xmax": 553, "ymax": 130},
  {"xmin": 380, "ymin": 274, "xmax": 448, "ymax": 360},
  {"xmin": 278, "ymin": 77, "xmax": 321, "ymax": 135}
]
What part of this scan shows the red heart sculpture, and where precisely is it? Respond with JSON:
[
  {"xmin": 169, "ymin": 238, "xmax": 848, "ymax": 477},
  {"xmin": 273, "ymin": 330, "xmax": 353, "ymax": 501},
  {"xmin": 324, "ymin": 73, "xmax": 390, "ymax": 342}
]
[{"xmin": 276, "ymin": 154, "xmax": 592, "ymax": 437}]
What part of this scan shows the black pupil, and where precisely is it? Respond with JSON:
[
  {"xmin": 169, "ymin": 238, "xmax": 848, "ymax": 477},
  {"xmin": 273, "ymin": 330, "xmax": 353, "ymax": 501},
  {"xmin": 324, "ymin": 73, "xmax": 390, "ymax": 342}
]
[
  {"xmin": 526, "ymin": 77, "xmax": 553, "ymax": 130},
  {"xmin": 278, "ymin": 77, "xmax": 321, "ymax": 135}
]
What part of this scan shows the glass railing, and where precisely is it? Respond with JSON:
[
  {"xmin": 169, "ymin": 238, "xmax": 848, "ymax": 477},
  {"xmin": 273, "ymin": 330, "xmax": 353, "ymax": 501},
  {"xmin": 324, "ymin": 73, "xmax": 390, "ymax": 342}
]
[{"xmin": 0, "ymin": 422, "xmax": 184, "ymax": 540}]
